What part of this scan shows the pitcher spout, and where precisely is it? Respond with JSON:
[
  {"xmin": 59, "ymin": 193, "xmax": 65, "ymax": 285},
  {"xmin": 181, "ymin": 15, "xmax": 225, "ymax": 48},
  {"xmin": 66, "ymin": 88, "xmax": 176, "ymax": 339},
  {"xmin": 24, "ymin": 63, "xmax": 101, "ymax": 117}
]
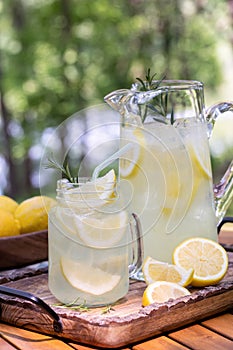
[{"xmin": 104, "ymin": 89, "xmax": 131, "ymax": 115}]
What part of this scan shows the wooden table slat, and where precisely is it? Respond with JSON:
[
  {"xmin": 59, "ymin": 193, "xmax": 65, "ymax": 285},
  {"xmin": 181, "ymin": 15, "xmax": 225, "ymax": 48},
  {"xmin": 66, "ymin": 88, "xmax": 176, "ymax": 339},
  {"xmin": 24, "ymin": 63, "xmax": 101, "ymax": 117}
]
[
  {"xmin": 201, "ymin": 313, "xmax": 233, "ymax": 340},
  {"xmin": 0, "ymin": 323, "xmax": 73, "ymax": 350},
  {"xmin": 132, "ymin": 335, "xmax": 189, "ymax": 349},
  {"xmin": 69, "ymin": 342, "xmax": 131, "ymax": 350},
  {"xmin": 0, "ymin": 337, "xmax": 16, "ymax": 350},
  {"xmin": 169, "ymin": 324, "xmax": 233, "ymax": 350}
]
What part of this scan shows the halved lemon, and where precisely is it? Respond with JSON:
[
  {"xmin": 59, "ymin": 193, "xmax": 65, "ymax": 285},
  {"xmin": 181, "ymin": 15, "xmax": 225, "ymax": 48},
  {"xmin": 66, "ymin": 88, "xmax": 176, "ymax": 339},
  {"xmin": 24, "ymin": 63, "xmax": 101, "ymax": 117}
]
[
  {"xmin": 74, "ymin": 210, "xmax": 128, "ymax": 247},
  {"xmin": 172, "ymin": 237, "xmax": 228, "ymax": 287},
  {"xmin": 120, "ymin": 127, "xmax": 145, "ymax": 178},
  {"xmin": 142, "ymin": 256, "xmax": 194, "ymax": 287},
  {"xmin": 61, "ymin": 257, "xmax": 121, "ymax": 295},
  {"xmin": 142, "ymin": 281, "xmax": 191, "ymax": 306}
]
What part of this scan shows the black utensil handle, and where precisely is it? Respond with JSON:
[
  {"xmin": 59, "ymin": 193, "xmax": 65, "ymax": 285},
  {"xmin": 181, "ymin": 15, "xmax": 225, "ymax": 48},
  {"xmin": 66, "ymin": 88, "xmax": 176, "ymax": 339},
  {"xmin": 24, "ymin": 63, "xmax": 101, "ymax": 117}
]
[
  {"xmin": 217, "ymin": 216, "xmax": 233, "ymax": 234},
  {"xmin": 0, "ymin": 285, "xmax": 62, "ymax": 333},
  {"xmin": 217, "ymin": 216, "xmax": 233, "ymax": 252}
]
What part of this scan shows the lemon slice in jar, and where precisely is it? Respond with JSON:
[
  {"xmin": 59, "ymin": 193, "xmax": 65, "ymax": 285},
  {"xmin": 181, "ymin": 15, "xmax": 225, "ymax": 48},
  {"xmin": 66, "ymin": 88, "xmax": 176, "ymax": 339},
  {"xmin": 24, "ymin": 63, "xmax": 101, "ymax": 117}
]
[
  {"xmin": 60, "ymin": 257, "xmax": 121, "ymax": 295},
  {"xmin": 61, "ymin": 169, "xmax": 116, "ymax": 209},
  {"xmin": 74, "ymin": 210, "xmax": 128, "ymax": 248}
]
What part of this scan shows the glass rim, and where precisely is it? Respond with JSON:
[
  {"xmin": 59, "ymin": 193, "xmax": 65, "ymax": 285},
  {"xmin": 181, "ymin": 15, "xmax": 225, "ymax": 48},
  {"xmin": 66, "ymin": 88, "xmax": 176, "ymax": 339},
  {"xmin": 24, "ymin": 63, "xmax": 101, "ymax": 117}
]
[{"xmin": 56, "ymin": 178, "xmax": 116, "ymax": 192}]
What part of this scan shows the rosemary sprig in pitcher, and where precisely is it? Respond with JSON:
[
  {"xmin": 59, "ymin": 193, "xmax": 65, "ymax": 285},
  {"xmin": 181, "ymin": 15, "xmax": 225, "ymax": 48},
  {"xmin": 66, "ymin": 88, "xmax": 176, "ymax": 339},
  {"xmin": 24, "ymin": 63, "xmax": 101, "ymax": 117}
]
[{"xmin": 135, "ymin": 69, "xmax": 173, "ymax": 124}]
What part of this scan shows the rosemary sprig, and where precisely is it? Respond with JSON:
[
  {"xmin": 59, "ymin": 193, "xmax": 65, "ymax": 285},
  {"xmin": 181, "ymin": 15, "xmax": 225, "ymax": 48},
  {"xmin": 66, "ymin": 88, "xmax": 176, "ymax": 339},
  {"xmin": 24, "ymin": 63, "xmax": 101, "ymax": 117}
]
[
  {"xmin": 136, "ymin": 68, "xmax": 169, "ymax": 122},
  {"xmin": 44, "ymin": 152, "xmax": 78, "ymax": 183},
  {"xmin": 101, "ymin": 303, "xmax": 116, "ymax": 314},
  {"xmin": 52, "ymin": 299, "xmax": 117, "ymax": 314},
  {"xmin": 136, "ymin": 68, "xmax": 157, "ymax": 90},
  {"xmin": 52, "ymin": 298, "xmax": 89, "ymax": 312},
  {"xmin": 136, "ymin": 68, "xmax": 166, "ymax": 91}
]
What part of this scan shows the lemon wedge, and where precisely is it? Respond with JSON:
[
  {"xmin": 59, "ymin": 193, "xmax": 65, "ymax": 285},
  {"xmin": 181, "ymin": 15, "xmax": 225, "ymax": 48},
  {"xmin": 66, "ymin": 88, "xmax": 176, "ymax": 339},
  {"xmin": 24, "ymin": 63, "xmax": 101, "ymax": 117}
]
[
  {"xmin": 142, "ymin": 256, "xmax": 194, "ymax": 287},
  {"xmin": 173, "ymin": 237, "xmax": 228, "ymax": 287},
  {"xmin": 62, "ymin": 169, "xmax": 116, "ymax": 209},
  {"xmin": 60, "ymin": 257, "xmax": 121, "ymax": 295},
  {"xmin": 142, "ymin": 281, "xmax": 191, "ymax": 306},
  {"xmin": 74, "ymin": 210, "xmax": 128, "ymax": 247},
  {"xmin": 120, "ymin": 128, "xmax": 145, "ymax": 178}
]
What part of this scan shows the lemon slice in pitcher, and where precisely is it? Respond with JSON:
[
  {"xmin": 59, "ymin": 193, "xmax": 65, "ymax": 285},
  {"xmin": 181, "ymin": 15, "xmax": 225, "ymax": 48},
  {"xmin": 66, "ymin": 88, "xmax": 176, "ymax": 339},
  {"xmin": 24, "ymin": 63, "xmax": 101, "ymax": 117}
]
[
  {"xmin": 186, "ymin": 143, "xmax": 212, "ymax": 179},
  {"xmin": 74, "ymin": 210, "xmax": 128, "ymax": 247},
  {"xmin": 120, "ymin": 128, "xmax": 145, "ymax": 178},
  {"xmin": 61, "ymin": 257, "xmax": 121, "ymax": 295}
]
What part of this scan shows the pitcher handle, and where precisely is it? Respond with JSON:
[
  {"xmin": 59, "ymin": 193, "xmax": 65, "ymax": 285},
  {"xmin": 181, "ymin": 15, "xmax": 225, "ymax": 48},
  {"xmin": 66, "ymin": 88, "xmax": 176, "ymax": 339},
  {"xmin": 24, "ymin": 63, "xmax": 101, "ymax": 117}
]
[
  {"xmin": 205, "ymin": 101, "xmax": 233, "ymax": 221},
  {"xmin": 214, "ymin": 160, "xmax": 233, "ymax": 224},
  {"xmin": 205, "ymin": 101, "xmax": 233, "ymax": 137}
]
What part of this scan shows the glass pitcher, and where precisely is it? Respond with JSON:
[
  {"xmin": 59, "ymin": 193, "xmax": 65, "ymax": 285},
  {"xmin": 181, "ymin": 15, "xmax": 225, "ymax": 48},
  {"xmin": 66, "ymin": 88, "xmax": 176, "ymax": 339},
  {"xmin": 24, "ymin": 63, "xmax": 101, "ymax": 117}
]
[{"xmin": 104, "ymin": 80, "xmax": 233, "ymax": 279}]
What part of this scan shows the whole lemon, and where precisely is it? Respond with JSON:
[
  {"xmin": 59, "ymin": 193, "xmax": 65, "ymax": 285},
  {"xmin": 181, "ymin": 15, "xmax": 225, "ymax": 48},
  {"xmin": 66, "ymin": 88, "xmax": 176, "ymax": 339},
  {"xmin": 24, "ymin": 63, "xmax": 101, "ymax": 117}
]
[
  {"xmin": 0, "ymin": 208, "xmax": 20, "ymax": 237},
  {"xmin": 15, "ymin": 196, "xmax": 57, "ymax": 234},
  {"xmin": 0, "ymin": 195, "xmax": 18, "ymax": 214}
]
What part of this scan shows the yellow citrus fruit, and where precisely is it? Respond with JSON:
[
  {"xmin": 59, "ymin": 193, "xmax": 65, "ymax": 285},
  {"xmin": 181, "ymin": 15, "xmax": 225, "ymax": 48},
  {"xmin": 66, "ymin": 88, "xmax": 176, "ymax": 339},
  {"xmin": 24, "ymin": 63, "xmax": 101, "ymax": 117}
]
[
  {"xmin": 0, "ymin": 195, "xmax": 18, "ymax": 214},
  {"xmin": 74, "ymin": 210, "xmax": 128, "ymax": 248},
  {"xmin": 0, "ymin": 209, "xmax": 20, "ymax": 237},
  {"xmin": 15, "ymin": 196, "xmax": 57, "ymax": 234},
  {"xmin": 61, "ymin": 169, "xmax": 116, "ymax": 209},
  {"xmin": 60, "ymin": 257, "xmax": 121, "ymax": 296},
  {"xmin": 142, "ymin": 281, "xmax": 191, "ymax": 306},
  {"xmin": 120, "ymin": 127, "xmax": 145, "ymax": 178},
  {"xmin": 142, "ymin": 256, "xmax": 194, "ymax": 287},
  {"xmin": 172, "ymin": 237, "xmax": 228, "ymax": 287},
  {"xmin": 187, "ymin": 142, "xmax": 212, "ymax": 180}
]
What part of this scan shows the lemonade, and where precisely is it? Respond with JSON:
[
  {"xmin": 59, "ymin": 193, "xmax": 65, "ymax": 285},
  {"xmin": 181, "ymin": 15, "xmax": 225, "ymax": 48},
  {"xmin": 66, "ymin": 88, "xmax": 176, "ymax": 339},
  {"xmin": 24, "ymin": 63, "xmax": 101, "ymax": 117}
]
[
  {"xmin": 48, "ymin": 172, "xmax": 141, "ymax": 306},
  {"xmin": 120, "ymin": 119, "xmax": 218, "ymax": 275}
]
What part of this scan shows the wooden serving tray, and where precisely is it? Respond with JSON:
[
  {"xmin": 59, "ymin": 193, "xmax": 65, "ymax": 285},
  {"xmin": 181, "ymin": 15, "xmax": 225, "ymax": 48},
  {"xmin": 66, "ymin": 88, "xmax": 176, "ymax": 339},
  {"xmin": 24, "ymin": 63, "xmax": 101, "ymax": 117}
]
[
  {"xmin": 0, "ymin": 230, "xmax": 48, "ymax": 270},
  {"xmin": 0, "ymin": 251, "xmax": 232, "ymax": 348}
]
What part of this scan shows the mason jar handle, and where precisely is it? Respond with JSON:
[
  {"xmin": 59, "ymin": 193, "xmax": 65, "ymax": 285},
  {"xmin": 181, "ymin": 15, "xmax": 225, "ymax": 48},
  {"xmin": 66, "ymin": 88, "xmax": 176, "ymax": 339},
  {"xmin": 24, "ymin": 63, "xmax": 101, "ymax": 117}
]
[{"xmin": 128, "ymin": 213, "xmax": 144, "ymax": 279}]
